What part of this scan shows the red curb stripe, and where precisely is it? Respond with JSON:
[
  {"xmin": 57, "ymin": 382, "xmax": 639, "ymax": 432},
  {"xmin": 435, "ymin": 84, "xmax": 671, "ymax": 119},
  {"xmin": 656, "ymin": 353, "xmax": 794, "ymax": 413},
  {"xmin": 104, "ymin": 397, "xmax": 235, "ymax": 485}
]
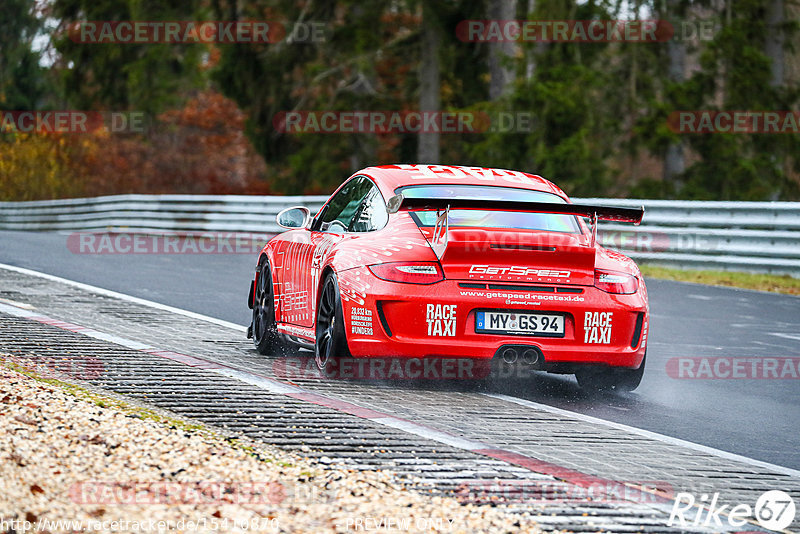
[
  {"xmin": 7, "ymin": 304, "xmax": 674, "ymax": 507},
  {"xmin": 287, "ymin": 392, "xmax": 389, "ymax": 419}
]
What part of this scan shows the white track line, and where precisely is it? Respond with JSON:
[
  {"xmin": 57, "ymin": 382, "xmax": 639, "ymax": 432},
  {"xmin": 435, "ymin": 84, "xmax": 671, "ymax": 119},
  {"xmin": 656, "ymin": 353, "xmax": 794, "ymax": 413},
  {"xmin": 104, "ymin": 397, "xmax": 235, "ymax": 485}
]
[
  {"xmin": 485, "ymin": 392, "xmax": 800, "ymax": 479},
  {"xmin": 0, "ymin": 262, "xmax": 246, "ymax": 332},
  {"xmin": 0, "ymin": 299, "xmax": 503, "ymax": 458},
  {"xmin": 2, "ymin": 262, "xmax": 799, "ymax": 479}
]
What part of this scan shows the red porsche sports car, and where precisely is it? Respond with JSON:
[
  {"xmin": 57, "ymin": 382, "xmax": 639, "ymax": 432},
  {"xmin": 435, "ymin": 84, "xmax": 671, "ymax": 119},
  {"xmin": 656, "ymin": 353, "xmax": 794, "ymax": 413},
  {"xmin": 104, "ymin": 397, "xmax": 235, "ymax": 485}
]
[{"xmin": 247, "ymin": 164, "xmax": 648, "ymax": 391}]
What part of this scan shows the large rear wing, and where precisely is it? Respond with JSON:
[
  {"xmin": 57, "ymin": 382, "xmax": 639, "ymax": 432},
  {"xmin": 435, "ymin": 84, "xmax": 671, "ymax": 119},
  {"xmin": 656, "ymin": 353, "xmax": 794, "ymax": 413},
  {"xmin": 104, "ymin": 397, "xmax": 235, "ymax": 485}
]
[
  {"xmin": 386, "ymin": 194, "xmax": 644, "ymax": 257},
  {"xmin": 386, "ymin": 194, "xmax": 644, "ymax": 224}
]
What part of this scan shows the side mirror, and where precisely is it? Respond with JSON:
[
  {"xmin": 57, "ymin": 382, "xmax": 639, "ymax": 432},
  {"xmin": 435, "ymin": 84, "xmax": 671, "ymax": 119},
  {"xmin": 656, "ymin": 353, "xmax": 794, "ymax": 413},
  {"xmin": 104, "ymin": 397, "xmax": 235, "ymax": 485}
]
[{"xmin": 276, "ymin": 206, "xmax": 311, "ymax": 229}]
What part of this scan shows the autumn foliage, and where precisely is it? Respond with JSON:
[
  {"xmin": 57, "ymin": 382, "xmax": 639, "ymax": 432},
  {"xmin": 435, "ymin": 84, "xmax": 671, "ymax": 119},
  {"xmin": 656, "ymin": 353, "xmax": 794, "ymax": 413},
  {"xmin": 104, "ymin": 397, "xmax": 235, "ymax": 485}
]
[{"xmin": 0, "ymin": 90, "xmax": 268, "ymax": 201}]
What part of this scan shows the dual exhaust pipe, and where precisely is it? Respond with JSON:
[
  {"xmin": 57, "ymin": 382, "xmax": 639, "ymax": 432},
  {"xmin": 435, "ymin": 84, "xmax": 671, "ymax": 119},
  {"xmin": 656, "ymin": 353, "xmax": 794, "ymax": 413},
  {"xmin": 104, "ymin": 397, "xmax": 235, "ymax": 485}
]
[{"xmin": 500, "ymin": 346, "xmax": 541, "ymax": 365}]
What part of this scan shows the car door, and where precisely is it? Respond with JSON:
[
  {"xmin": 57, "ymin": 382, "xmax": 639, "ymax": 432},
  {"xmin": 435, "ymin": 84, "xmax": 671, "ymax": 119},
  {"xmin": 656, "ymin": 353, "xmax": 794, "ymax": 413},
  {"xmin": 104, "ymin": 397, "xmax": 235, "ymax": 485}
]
[{"xmin": 290, "ymin": 176, "xmax": 377, "ymax": 327}]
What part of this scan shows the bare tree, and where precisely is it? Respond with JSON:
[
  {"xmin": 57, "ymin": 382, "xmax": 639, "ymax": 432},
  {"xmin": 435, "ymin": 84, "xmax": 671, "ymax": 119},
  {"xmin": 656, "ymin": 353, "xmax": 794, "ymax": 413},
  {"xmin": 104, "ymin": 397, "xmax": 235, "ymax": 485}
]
[
  {"xmin": 417, "ymin": 1, "xmax": 441, "ymax": 163},
  {"xmin": 664, "ymin": 0, "xmax": 686, "ymax": 187},
  {"xmin": 765, "ymin": 0, "xmax": 785, "ymax": 87},
  {"xmin": 488, "ymin": 0, "xmax": 517, "ymax": 99}
]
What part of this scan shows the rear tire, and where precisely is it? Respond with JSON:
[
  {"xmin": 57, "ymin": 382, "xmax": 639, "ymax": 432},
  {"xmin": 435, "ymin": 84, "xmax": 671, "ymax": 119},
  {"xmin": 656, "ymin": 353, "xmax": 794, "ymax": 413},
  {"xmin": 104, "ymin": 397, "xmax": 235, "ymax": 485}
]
[
  {"xmin": 576, "ymin": 352, "xmax": 646, "ymax": 393},
  {"xmin": 252, "ymin": 259, "xmax": 284, "ymax": 355},
  {"xmin": 315, "ymin": 272, "xmax": 351, "ymax": 375}
]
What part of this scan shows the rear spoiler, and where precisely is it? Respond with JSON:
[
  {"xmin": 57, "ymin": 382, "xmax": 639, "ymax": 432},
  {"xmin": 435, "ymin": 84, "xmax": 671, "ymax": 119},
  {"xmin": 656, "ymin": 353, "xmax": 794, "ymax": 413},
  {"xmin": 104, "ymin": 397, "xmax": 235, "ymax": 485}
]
[
  {"xmin": 386, "ymin": 194, "xmax": 644, "ymax": 256},
  {"xmin": 386, "ymin": 194, "xmax": 644, "ymax": 224}
]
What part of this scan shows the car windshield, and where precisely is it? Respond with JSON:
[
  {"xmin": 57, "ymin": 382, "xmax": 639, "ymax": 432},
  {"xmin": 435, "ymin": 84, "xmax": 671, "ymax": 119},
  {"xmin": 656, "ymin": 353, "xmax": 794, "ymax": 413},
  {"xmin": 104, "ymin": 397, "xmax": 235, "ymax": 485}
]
[{"xmin": 397, "ymin": 185, "xmax": 582, "ymax": 234}]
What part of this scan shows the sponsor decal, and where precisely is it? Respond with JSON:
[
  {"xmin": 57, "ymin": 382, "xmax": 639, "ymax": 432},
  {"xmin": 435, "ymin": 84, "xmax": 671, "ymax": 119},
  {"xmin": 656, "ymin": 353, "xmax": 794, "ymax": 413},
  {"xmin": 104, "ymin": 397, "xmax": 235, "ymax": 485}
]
[
  {"xmin": 469, "ymin": 265, "xmax": 570, "ymax": 278},
  {"xmin": 459, "ymin": 290, "xmax": 584, "ymax": 303},
  {"xmin": 350, "ymin": 307, "xmax": 374, "ymax": 336},
  {"xmin": 584, "ymin": 311, "xmax": 613, "ymax": 344},
  {"xmin": 283, "ymin": 290, "xmax": 308, "ymax": 311},
  {"xmin": 396, "ymin": 164, "xmax": 545, "ymax": 187},
  {"xmin": 277, "ymin": 324, "xmax": 314, "ymax": 341},
  {"xmin": 426, "ymin": 304, "xmax": 457, "ymax": 337}
]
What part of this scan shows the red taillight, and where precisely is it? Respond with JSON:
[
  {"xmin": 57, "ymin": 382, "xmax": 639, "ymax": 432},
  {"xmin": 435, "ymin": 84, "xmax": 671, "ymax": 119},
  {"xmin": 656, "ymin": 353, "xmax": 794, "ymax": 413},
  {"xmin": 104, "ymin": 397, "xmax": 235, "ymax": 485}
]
[
  {"xmin": 368, "ymin": 262, "xmax": 444, "ymax": 285},
  {"xmin": 594, "ymin": 269, "xmax": 639, "ymax": 294}
]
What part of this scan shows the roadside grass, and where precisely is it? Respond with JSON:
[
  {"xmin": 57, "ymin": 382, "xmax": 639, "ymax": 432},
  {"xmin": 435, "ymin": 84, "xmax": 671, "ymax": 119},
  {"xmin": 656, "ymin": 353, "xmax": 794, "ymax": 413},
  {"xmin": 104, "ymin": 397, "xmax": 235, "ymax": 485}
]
[{"xmin": 639, "ymin": 265, "xmax": 800, "ymax": 296}]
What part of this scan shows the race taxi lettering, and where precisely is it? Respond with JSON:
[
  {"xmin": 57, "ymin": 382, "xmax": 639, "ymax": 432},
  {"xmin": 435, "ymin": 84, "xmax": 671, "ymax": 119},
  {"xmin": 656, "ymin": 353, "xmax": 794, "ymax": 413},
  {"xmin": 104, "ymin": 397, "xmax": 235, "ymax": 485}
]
[
  {"xmin": 426, "ymin": 304, "xmax": 457, "ymax": 337},
  {"xmin": 350, "ymin": 307, "xmax": 374, "ymax": 336},
  {"xmin": 584, "ymin": 312, "xmax": 613, "ymax": 344},
  {"xmin": 469, "ymin": 265, "xmax": 570, "ymax": 278}
]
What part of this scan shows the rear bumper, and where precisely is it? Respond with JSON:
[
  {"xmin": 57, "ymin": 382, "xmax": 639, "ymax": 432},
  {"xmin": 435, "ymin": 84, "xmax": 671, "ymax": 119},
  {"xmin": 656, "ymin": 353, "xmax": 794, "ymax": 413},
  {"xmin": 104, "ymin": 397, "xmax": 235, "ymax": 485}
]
[{"xmin": 338, "ymin": 267, "xmax": 648, "ymax": 369}]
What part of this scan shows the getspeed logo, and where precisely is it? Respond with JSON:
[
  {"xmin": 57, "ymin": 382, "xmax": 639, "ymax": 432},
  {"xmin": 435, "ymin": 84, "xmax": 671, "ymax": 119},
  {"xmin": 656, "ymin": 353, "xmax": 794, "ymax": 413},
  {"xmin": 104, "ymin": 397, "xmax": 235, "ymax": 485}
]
[{"xmin": 469, "ymin": 265, "xmax": 571, "ymax": 277}]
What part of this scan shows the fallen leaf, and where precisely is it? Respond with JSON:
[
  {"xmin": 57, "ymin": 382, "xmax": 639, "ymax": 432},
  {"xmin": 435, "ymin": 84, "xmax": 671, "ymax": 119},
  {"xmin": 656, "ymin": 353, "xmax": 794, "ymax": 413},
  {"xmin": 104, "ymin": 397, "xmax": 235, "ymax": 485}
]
[
  {"xmin": 30, "ymin": 484, "xmax": 45, "ymax": 495},
  {"xmin": 14, "ymin": 415, "xmax": 37, "ymax": 425}
]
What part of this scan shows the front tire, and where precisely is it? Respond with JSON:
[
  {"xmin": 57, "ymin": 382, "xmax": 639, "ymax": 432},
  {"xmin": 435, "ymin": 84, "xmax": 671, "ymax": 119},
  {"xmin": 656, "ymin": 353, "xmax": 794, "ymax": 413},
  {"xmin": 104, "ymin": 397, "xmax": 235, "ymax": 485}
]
[
  {"xmin": 315, "ymin": 273, "xmax": 351, "ymax": 374},
  {"xmin": 575, "ymin": 352, "xmax": 646, "ymax": 393},
  {"xmin": 252, "ymin": 259, "xmax": 284, "ymax": 355}
]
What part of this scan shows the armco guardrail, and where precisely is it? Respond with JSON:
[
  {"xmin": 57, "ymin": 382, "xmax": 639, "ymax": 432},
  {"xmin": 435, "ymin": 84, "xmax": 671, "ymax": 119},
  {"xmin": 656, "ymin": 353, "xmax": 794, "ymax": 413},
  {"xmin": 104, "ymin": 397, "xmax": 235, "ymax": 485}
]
[
  {"xmin": 579, "ymin": 198, "xmax": 800, "ymax": 276},
  {"xmin": 0, "ymin": 194, "xmax": 327, "ymax": 234},
  {"xmin": 0, "ymin": 194, "xmax": 798, "ymax": 276}
]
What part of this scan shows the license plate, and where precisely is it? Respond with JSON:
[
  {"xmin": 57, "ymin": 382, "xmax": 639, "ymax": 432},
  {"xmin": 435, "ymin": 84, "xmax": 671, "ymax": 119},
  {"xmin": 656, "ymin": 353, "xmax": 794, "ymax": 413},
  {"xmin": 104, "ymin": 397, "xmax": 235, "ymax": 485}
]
[{"xmin": 475, "ymin": 311, "xmax": 565, "ymax": 337}]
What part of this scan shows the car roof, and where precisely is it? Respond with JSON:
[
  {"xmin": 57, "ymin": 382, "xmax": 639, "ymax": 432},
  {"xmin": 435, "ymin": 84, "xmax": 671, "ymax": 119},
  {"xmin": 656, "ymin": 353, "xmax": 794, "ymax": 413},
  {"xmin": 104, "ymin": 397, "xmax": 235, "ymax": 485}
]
[{"xmin": 357, "ymin": 164, "xmax": 569, "ymax": 200}]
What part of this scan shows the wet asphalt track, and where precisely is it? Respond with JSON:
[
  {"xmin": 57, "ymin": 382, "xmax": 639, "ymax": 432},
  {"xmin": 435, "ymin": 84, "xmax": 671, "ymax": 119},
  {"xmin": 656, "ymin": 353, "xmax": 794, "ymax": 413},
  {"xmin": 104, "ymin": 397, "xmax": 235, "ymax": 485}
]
[{"xmin": 1, "ymin": 229, "xmax": 799, "ymax": 469}]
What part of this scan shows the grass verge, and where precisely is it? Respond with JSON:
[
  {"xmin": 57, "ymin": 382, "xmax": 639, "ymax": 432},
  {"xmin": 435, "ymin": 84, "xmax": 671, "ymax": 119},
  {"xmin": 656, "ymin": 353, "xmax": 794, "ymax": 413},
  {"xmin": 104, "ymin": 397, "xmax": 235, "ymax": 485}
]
[{"xmin": 640, "ymin": 265, "xmax": 800, "ymax": 296}]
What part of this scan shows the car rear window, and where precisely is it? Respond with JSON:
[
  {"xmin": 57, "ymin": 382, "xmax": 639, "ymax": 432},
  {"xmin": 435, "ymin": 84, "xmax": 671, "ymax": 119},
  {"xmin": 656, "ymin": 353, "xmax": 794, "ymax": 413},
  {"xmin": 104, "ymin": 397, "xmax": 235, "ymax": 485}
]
[{"xmin": 396, "ymin": 185, "xmax": 581, "ymax": 234}]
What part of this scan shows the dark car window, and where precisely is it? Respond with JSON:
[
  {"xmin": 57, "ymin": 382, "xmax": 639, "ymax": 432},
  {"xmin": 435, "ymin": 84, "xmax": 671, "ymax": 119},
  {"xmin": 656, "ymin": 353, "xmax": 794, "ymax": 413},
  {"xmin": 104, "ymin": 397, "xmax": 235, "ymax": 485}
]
[
  {"xmin": 349, "ymin": 186, "xmax": 388, "ymax": 232},
  {"xmin": 397, "ymin": 184, "xmax": 581, "ymax": 234},
  {"xmin": 318, "ymin": 177, "xmax": 375, "ymax": 233}
]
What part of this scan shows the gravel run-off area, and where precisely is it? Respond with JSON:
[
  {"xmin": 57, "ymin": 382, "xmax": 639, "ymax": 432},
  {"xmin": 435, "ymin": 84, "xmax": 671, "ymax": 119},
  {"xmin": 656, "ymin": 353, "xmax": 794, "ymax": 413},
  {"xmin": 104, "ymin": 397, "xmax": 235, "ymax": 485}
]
[{"xmin": 0, "ymin": 360, "xmax": 545, "ymax": 533}]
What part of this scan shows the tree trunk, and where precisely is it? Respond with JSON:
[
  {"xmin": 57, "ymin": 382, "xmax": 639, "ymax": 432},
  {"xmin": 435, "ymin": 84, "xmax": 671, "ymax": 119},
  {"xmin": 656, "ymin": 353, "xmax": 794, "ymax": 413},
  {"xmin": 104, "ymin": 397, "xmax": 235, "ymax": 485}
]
[
  {"xmin": 663, "ymin": 0, "xmax": 686, "ymax": 187},
  {"xmin": 765, "ymin": 0, "xmax": 784, "ymax": 87},
  {"xmin": 488, "ymin": 0, "xmax": 517, "ymax": 99},
  {"xmin": 417, "ymin": 2, "xmax": 440, "ymax": 163},
  {"xmin": 525, "ymin": 0, "xmax": 542, "ymax": 80}
]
